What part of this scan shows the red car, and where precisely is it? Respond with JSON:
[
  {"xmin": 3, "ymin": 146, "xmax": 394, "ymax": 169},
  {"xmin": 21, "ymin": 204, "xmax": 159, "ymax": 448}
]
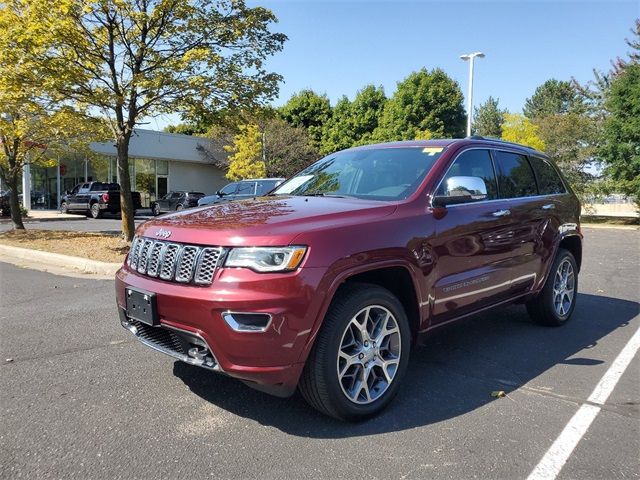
[{"xmin": 116, "ymin": 137, "xmax": 582, "ymax": 421}]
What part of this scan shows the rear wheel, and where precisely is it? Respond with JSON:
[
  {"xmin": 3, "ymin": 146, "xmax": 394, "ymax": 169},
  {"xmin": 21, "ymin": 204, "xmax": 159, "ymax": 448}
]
[
  {"xmin": 89, "ymin": 203, "xmax": 102, "ymax": 219},
  {"xmin": 299, "ymin": 283, "xmax": 411, "ymax": 421},
  {"xmin": 526, "ymin": 248, "xmax": 578, "ymax": 326}
]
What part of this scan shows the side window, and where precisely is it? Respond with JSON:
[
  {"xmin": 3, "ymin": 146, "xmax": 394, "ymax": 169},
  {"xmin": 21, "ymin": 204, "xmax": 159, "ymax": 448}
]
[
  {"xmin": 529, "ymin": 156, "xmax": 566, "ymax": 195},
  {"xmin": 494, "ymin": 151, "xmax": 537, "ymax": 198},
  {"xmin": 70, "ymin": 185, "xmax": 80, "ymax": 195},
  {"xmin": 236, "ymin": 182, "xmax": 256, "ymax": 195},
  {"xmin": 220, "ymin": 183, "xmax": 237, "ymax": 195},
  {"xmin": 170, "ymin": 192, "xmax": 182, "ymax": 199},
  {"xmin": 437, "ymin": 149, "xmax": 498, "ymax": 201},
  {"xmin": 78, "ymin": 183, "xmax": 90, "ymax": 193}
]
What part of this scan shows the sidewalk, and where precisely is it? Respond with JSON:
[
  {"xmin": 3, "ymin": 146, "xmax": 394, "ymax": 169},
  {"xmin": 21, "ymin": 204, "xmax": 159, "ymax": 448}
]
[{"xmin": 0, "ymin": 210, "xmax": 85, "ymax": 223}]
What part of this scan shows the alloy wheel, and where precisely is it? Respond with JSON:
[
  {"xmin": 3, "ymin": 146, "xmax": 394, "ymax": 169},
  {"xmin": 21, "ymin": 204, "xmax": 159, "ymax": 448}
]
[
  {"xmin": 336, "ymin": 305, "xmax": 401, "ymax": 404},
  {"xmin": 553, "ymin": 258, "xmax": 575, "ymax": 316}
]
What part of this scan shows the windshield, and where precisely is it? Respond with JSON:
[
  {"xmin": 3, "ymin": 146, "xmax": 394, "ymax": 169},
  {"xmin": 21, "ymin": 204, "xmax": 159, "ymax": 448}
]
[{"xmin": 273, "ymin": 146, "xmax": 445, "ymax": 201}]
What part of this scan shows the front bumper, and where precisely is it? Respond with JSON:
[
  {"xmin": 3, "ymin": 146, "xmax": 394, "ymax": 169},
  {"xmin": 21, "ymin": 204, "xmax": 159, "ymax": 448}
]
[{"xmin": 115, "ymin": 264, "xmax": 328, "ymax": 396}]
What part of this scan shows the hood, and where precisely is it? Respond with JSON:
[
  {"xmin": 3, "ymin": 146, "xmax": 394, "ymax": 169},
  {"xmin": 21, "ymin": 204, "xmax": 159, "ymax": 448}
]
[{"xmin": 137, "ymin": 196, "xmax": 397, "ymax": 246}]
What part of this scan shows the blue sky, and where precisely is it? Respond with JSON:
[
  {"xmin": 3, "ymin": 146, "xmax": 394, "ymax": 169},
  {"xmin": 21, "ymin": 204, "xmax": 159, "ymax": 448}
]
[{"xmin": 150, "ymin": 0, "xmax": 639, "ymax": 130}]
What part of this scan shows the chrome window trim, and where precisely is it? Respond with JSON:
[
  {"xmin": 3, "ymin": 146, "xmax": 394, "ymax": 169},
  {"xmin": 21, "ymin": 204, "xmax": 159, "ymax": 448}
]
[{"xmin": 430, "ymin": 146, "xmax": 568, "ymax": 209}]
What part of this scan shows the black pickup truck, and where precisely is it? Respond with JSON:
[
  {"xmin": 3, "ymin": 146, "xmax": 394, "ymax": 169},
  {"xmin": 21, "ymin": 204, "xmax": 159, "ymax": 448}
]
[{"xmin": 61, "ymin": 182, "xmax": 142, "ymax": 218}]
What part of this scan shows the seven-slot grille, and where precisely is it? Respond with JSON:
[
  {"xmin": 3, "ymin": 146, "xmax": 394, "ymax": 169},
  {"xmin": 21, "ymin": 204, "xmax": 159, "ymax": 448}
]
[{"xmin": 127, "ymin": 236, "xmax": 223, "ymax": 285}]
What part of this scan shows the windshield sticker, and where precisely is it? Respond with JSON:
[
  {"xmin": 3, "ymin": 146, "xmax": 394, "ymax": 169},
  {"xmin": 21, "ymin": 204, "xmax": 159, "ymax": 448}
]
[
  {"xmin": 422, "ymin": 147, "xmax": 444, "ymax": 155},
  {"xmin": 275, "ymin": 175, "xmax": 314, "ymax": 194}
]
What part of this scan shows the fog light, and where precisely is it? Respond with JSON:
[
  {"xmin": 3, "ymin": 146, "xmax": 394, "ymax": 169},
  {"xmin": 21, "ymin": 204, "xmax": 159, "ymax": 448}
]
[{"xmin": 222, "ymin": 312, "xmax": 272, "ymax": 332}]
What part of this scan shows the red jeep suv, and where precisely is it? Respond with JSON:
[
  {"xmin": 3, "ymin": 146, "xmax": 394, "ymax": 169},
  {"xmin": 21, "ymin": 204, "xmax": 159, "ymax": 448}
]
[{"xmin": 116, "ymin": 137, "xmax": 582, "ymax": 421}]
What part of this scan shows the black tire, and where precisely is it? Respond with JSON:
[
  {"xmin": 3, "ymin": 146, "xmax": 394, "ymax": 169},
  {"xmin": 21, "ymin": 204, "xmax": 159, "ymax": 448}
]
[
  {"xmin": 299, "ymin": 283, "xmax": 411, "ymax": 421},
  {"xmin": 526, "ymin": 248, "xmax": 578, "ymax": 326},
  {"xmin": 152, "ymin": 204, "xmax": 160, "ymax": 216},
  {"xmin": 60, "ymin": 202, "xmax": 68, "ymax": 214},
  {"xmin": 89, "ymin": 202, "xmax": 102, "ymax": 219},
  {"xmin": 176, "ymin": 204, "xmax": 183, "ymax": 211}
]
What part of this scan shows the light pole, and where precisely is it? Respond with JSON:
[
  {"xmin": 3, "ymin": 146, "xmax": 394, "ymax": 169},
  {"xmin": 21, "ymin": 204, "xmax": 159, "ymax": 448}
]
[{"xmin": 460, "ymin": 51, "xmax": 485, "ymax": 137}]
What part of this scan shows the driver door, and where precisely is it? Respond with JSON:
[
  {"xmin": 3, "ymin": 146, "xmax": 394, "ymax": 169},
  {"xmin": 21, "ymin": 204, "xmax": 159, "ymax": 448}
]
[{"xmin": 430, "ymin": 148, "xmax": 518, "ymax": 322}]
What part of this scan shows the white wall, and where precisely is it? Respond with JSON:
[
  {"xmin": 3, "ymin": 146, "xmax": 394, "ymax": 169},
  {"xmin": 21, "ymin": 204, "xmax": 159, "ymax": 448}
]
[{"xmin": 168, "ymin": 161, "xmax": 228, "ymax": 195}]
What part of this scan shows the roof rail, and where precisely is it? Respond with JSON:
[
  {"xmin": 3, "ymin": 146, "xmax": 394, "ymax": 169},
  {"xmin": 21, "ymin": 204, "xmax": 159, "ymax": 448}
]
[{"xmin": 465, "ymin": 135, "xmax": 535, "ymax": 150}]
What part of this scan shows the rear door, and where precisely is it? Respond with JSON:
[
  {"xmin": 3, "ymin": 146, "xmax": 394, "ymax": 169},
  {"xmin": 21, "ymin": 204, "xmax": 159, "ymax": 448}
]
[
  {"xmin": 430, "ymin": 148, "xmax": 517, "ymax": 321},
  {"xmin": 492, "ymin": 149, "xmax": 545, "ymax": 294},
  {"xmin": 234, "ymin": 181, "xmax": 257, "ymax": 200},
  {"xmin": 72, "ymin": 183, "xmax": 91, "ymax": 210}
]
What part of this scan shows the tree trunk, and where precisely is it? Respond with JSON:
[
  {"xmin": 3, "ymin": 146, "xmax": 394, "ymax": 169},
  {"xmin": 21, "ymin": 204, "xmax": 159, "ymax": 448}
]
[
  {"xmin": 116, "ymin": 134, "xmax": 135, "ymax": 241},
  {"xmin": 4, "ymin": 157, "xmax": 25, "ymax": 230}
]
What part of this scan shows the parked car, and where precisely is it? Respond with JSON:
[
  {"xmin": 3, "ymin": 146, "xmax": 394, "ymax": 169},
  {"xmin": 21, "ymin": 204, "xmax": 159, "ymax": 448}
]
[
  {"xmin": 116, "ymin": 137, "xmax": 582, "ymax": 421},
  {"xmin": 0, "ymin": 190, "xmax": 10, "ymax": 216},
  {"xmin": 151, "ymin": 191, "xmax": 205, "ymax": 215},
  {"xmin": 61, "ymin": 182, "xmax": 142, "ymax": 218},
  {"xmin": 197, "ymin": 178, "xmax": 285, "ymax": 206},
  {"xmin": 1, "ymin": 190, "xmax": 24, "ymax": 216}
]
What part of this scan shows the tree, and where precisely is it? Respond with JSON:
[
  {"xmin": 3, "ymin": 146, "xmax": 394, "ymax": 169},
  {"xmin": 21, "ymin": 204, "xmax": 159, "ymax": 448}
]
[
  {"xmin": 472, "ymin": 97, "xmax": 506, "ymax": 137},
  {"xmin": 225, "ymin": 124, "xmax": 266, "ymax": 181},
  {"xmin": 501, "ymin": 113, "xmax": 545, "ymax": 151},
  {"xmin": 263, "ymin": 118, "xmax": 318, "ymax": 177},
  {"xmin": 279, "ymin": 90, "xmax": 332, "ymax": 150},
  {"xmin": 523, "ymin": 79, "xmax": 584, "ymax": 119},
  {"xmin": 536, "ymin": 113, "xmax": 598, "ymax": 200},
  {"xmin": 42, "ymin": 0, "xmax": 286, "ymax": 240},
  {"xmin": 321, "ymin": 85, "xmax": 386, "ymax": 153},
  {"xmin": 599, "ymin": 63, "xmax": 640, "ymax": 208},
  {"xmin": 373, "ymin": 68, "xmax": 466, "ymax": 141},
  {"xmin": 0, "ymin": 0, "xmax": 97, "ymax": 230}
]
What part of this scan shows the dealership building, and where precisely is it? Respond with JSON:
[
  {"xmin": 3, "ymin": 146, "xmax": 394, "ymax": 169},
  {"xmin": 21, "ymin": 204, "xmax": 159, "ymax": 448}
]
[{"xmin": 19, "ymin": 129, "xmax": 229, "ymax": 210}]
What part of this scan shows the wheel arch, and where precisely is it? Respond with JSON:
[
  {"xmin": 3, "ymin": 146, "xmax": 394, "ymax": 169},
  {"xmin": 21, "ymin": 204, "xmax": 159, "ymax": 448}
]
[{"xmin": 559, "ymin": 234, "xmax": 582, "ymax": 272}]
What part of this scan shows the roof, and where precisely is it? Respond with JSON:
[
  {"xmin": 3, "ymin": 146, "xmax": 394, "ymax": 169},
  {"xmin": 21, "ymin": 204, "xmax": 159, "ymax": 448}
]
[
  {"xmin": 342, "ymin": 137, "xmax": 546, "ymax": 156},
  {"xmin": 89, "ymin": 128, "xmax": 228, "ymax": 164}
]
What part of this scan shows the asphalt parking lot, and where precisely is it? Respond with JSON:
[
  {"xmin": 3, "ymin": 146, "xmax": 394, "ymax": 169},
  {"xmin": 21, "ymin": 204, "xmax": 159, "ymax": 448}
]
[{"xmin": 1, "ymin": 227, "xmax": 638, "ymax": 479}]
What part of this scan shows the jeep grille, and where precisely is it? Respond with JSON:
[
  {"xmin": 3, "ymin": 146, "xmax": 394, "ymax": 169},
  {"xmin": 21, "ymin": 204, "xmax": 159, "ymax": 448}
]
[{"xmin": 127, "ymin": 236, "xmax": 224, "ymax": 286}]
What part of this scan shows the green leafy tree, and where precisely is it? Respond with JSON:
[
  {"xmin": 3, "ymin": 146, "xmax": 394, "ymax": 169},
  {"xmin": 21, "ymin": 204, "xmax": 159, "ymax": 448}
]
[
  {"xmin": 501, "ymin": 113, "xmax": 545, "ymax": 151},
  {"xmin": 472, "ymin": 97, "xmax": 506, "ymax": 137},
  {"xmin": 321, "ymin": 85, "xmax": 386, "ymax": 153},
  {"xmin": 225, "ymin": 124, "xmax": 266, "ymax": 181},
  {"xmin": 536, "ymin": 113, "xmax": 598, "ymax": 200},
  {"xmin": 263, "ymin": 118, "xmax": 319, "ymax": 177},
  {"xmin": 0, "ymin": 1, "xmax": 101, "ymax": 230},
  {"xmin": 279, "ymin": 90, "xmax": 332, "ymax": 150},
  {"xmin": 523, "ymin": 79, "xmax": 584, "ymax": 119},
  {"xmin": 599, "ymin": 63, "xmax": 640, "ymax": 208},
  {"xmin": 41, "ymin": 0, "xmax": 286, "ymax": 240},
  {"xmin": 373, "ymin": 68, "xmax": 466, "ymax": 141}
]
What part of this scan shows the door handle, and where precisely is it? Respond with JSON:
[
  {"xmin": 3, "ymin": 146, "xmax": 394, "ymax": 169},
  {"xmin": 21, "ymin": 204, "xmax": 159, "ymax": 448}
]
[
  {"xmin": 541, "ymin": 203, "xmax": 555, "ymax": 210},
  {"xmin": 492, "ymin": 209, "xmax": 511, "ymax": 217}
]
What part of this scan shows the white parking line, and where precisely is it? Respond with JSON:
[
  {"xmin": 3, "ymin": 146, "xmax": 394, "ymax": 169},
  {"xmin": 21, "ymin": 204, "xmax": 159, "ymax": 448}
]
[{"xmin": 527, "ymin": 324, "xmax": 640, "ymax": 480}]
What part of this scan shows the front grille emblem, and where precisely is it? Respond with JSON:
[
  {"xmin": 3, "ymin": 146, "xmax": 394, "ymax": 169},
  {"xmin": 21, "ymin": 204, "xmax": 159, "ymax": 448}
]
[{"xmin": 155, "ymin": 228, "xmax": 172, "ymax": 239}]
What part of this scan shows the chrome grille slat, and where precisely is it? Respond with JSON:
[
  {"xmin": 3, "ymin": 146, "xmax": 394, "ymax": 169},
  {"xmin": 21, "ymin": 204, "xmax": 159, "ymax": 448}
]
[
  {"xmin": 159, "ymin": 243, "xmax": 180, "ymax": 281},
  {"xmin": 175, "ymin": 246, "xmax": 200, "ymax": 283},
  {"xmin": 146, "ymin": 242, "xmax": 165, "ymax": 277},
  {"xmin": 130, "ymin": 236, "xmax": 220, "ymax": 286},
  {"xmin": 137, "ymin": 239, "xmax": 154, "ymax": 274},
  {"xmin": 195, "ymin": 248, "xmax": 223, "ymax": 284}
]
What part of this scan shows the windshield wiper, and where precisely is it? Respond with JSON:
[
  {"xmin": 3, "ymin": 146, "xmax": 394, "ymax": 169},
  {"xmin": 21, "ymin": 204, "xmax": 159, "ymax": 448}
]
[{"xmin": 301, "ymin": 193, "xmax": 349, "ymax": 198}]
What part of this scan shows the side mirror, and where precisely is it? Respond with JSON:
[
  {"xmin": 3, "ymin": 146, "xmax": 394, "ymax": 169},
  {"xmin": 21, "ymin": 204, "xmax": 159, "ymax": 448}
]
[
  {"xmin": 65, "ymin": 190, "xmax": 71, "ymax": 195},
  {"xmin": 216, "ymin": 190, "xmax": 224, "ymax": 197},
  {"xmin": 433, "ymin": 176, "xmax": 488, "ymax": 207}
]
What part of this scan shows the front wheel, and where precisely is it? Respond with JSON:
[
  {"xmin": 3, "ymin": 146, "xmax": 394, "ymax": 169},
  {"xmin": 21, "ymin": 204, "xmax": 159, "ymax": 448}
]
[
  {"xmin": 299, "ymin": 283, "xmax": 411, "ymax": 421},
  {"xmin": 175, "ymin": 204, "xmax": 184, "ymax": 211},
  {"xmin": 152, "ymin": 204, "xmax": 160, "ymax": 216},
  {"xmin": 60, "ymin": 202, "xmax": 68, "ymax": 214},
  {"xmin": 526, "ymin": 248, "xmax": 578, "ymax": 326}
]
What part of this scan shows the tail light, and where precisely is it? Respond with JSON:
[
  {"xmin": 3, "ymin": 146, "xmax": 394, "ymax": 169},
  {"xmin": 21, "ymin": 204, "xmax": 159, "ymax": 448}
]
[{"xmin": 102, "ymin": 192, "xmax": 109, "ymax": 202}]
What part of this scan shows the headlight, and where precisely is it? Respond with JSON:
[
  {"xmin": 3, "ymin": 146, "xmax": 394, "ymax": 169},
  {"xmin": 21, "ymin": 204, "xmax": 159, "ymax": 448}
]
[{"xmin": 224, "ymin": 246, "xmax": 307, "ymax": 272}]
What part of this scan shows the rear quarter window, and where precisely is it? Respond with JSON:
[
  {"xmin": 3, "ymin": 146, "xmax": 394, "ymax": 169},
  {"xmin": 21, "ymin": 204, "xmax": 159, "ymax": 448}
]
[{"xmin": 529, "ymin": 156, "xmax": 566, "ymax": 195}]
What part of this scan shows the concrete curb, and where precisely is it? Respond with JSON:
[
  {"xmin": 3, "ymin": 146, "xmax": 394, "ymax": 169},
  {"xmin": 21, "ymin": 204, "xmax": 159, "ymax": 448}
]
[
  {"xmin": 581, "ymin": 224, "xmax": 639, "ymax": 231},
  {"xmin": 0, "ymin": 244, "xmax": 121, "ymax": 275},
  {"xmin": 0, "ymin": 216, "xmax": 86, "ymax": 224}
]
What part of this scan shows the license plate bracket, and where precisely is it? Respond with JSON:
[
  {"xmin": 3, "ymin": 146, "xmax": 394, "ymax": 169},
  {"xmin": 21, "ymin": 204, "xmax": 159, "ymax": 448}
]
[{"xmin": 125, "ymin": 287, "xmax": 158, "ymax": 326}]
